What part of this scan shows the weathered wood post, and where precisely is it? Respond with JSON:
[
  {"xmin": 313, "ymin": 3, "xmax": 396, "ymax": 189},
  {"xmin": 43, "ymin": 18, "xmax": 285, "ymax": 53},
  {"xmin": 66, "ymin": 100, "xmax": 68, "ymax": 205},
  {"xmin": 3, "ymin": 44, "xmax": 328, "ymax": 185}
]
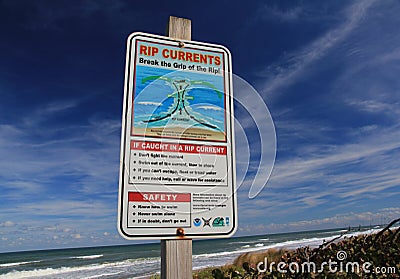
[{"xmin": 160, "ymin": 16, "xmax": 193, "ymax": 279}]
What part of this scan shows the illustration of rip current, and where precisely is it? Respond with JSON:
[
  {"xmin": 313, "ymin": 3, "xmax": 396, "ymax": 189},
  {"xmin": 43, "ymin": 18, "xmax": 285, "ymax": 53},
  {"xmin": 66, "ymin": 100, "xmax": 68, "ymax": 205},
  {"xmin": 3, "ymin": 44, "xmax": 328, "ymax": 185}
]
[{"xmin": 133, "ymin": 66, "xmax": 225, "ymax": 132}]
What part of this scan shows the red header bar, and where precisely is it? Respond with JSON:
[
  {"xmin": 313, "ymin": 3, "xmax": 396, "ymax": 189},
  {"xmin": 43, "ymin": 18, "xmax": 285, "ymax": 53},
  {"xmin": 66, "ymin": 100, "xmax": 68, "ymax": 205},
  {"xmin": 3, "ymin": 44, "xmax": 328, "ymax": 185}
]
[
  {"xmin": 128, "ymin": 192, "xmax": 191, "ymax": 202},
  {"xmin": 130, "ymin": 140, "xmax": 226, "ymax": 155}
]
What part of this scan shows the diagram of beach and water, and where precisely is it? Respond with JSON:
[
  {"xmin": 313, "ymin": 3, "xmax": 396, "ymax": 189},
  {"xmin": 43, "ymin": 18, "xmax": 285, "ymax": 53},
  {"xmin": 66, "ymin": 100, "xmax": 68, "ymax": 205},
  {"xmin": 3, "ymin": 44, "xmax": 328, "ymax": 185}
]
[{"xmin": 131, "ymin": 65, "xmax": 227, "ymax": 142}]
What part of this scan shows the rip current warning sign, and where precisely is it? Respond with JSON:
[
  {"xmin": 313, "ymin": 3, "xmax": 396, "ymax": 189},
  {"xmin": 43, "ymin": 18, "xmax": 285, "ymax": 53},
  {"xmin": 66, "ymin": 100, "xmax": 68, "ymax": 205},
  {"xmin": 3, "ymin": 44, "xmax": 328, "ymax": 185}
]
[{"xmin": 118, "ymin": 32, "xmax": 236, "ymax": 239}]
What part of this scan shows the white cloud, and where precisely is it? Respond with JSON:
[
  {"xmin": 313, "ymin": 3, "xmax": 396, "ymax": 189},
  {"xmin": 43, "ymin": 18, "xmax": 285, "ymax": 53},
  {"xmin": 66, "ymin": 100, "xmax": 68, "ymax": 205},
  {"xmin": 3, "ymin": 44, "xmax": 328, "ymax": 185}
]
[
  {"xmin": 0, "ymin": 111, "xmax": 121, "ymax": 196},
  {"xmin": 23, "ymin": 99, "xmax": 81, "ymax": 128},
  {"xmin": 346, "ymin": 99, "xmax": 400, "ymax": 115},
  {"xmin": 9, "ymin": 200, "xmax": 115, "ymax": 218},
  {"xmin": 235, "ymin": 118, "xmax": 400, "ymax": 224},
  {"xmin": 258, "ymin": 5, "xmax": 303, "ymax": 22},
  {"xmin": 0, "ymin": 216, "xmax": 126, "ymax": 252},
  {"xmin": 0, "ymin": 221, "xmax": 15, "ymax": 227},
  {"xmin": 238, "ymin": 207, "xmax": 400, "ymax": 234},
  {"xmin": 259, "ymin": 0, "xmax": 378, "ymax": 96}
]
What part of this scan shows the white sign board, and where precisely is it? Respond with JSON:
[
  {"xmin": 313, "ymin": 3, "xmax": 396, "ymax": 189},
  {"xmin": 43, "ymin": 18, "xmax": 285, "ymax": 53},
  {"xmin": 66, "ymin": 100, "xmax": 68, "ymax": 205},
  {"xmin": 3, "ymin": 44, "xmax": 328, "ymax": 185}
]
[{"xmin": 118, "ymin": 32, "xmax": 236, "ymax": 239}]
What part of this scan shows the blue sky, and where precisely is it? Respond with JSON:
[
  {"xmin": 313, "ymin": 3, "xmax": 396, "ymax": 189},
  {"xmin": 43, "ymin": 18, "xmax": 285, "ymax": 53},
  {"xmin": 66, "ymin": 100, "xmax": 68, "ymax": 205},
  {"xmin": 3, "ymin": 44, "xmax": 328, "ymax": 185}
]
[{"xmin": 0, "ymin": 0, "xmax": 399, "ymax": 252}]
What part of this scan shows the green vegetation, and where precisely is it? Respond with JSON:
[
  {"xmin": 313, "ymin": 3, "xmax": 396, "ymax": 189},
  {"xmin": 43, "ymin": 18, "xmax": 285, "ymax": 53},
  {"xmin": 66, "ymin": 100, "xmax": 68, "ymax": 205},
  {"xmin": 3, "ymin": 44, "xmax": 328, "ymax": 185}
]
[
  {"xmin": 150, "ymin": 219, "xmax": 400, "ymax": 278},
  {"xmin": 210, "ymin": 219, "xmax": 400, "ymax": 279}
]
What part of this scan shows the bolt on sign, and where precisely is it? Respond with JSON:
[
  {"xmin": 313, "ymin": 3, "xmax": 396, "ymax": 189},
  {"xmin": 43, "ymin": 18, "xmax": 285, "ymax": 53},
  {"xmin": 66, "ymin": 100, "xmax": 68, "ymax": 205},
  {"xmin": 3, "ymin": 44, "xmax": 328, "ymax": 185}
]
[{"xmin": 118, "ymin": 32, "xmax": 237, "ymax": 239}]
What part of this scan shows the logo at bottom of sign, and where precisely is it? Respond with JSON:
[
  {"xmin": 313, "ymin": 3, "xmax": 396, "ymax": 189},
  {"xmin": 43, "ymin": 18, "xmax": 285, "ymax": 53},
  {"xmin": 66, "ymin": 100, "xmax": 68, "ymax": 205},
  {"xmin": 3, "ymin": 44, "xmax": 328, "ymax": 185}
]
[
  {"xmin": 212, "ymin": 217, "xmax": 225, "ymax": 227},
  {"xmin": 193, "ymin": 217, "xmax": 232, "ymax": 228},
  {"xmin": 193, "ymin": 218, "xmax": 202, "ymax": 227}
]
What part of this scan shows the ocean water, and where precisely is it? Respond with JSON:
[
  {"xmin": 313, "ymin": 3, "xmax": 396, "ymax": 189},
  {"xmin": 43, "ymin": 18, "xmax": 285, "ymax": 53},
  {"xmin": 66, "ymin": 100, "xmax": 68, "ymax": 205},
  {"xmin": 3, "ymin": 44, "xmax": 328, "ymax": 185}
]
[{"xmin": 0, "ymin": 226, "xmax": 383, "ymax": 279}]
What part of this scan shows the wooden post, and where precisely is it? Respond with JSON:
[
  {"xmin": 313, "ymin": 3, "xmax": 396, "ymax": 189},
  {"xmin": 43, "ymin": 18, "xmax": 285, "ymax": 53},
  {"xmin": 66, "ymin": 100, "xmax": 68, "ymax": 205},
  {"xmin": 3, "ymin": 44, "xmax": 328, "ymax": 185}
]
[
  {"xmin": 161, "ymin": 238, "xmax": 192, "ymax": 279},
  {"xmin": 166, "ymin": 16, "xmax": 191, "ymax": 40},
  {"xmin": 161, "ymin": 15, "xmax": 193, "ymax": 279}
]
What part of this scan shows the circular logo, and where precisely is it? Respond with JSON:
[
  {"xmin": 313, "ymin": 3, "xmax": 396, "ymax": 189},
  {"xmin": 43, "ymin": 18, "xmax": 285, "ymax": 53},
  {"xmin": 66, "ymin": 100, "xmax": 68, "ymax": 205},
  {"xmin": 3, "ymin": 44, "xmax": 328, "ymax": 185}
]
[{"xmin": 193, "ymin": 218, "xmax": 202, "ymax": 227}]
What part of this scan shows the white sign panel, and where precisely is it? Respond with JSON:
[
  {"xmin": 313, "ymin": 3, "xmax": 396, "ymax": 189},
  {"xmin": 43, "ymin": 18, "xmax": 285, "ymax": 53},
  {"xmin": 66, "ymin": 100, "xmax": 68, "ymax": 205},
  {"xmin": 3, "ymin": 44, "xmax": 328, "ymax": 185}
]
[{"xmin": 118, "ymin": 32, "xmax": 236, "ymax": 239}]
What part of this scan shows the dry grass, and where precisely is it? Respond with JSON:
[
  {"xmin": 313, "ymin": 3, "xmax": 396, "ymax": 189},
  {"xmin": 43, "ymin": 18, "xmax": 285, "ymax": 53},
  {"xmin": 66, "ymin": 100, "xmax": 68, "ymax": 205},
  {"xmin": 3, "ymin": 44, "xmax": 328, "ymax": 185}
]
[{"xmin": 233, "ymin": 248, "xmax": 287, "ymax": 267}]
